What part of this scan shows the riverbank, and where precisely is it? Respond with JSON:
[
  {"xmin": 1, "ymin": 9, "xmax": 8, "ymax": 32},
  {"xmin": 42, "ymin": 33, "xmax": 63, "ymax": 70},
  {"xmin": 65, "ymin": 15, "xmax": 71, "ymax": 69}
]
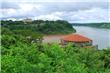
[{"xmin": 43, "ymin": 35, "xmax": 63, "ymax": 43}]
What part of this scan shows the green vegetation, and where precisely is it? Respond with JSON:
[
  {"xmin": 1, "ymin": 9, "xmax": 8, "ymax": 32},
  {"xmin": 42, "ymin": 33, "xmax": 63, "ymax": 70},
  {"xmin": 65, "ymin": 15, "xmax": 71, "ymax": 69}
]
[
  {"xmin": 72, "ymin": 23, "xmax": 110, "ymax": 29},
  {"xmin": 1, "ymin": 20, "xmax": 76, "ymax": 34},
  {"xmin": 1, "ymin": 27, "xmax": 110, "ymax": 73}
]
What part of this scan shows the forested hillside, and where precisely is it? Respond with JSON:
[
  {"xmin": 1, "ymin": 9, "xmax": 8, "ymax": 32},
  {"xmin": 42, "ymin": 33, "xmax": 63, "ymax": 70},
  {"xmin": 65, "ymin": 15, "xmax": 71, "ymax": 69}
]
[
  {"xmin": 72, "ymin": 23, "xmax": 110, "ymax": 28},
  {"xmin": 1, "ymin": 27, "xmax": 110, "ymax": 73},
  {"xmin": 1, "ymin": 20, "xmax": 76, "ymax": 34}
]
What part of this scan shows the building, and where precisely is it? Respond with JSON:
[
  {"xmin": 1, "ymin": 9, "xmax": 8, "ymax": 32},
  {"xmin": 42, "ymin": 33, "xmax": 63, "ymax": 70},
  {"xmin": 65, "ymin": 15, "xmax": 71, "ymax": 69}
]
[
  {"xmin": 60, "ymin": 34, "xmax": 93, "ymax": 47},
  {"xmin": 42, "ymin": 34, "xmax": 97, "ymax": 48},
  {"xmin": 23, "ymin": 18, "xmax": 32, "ymax": 23}
]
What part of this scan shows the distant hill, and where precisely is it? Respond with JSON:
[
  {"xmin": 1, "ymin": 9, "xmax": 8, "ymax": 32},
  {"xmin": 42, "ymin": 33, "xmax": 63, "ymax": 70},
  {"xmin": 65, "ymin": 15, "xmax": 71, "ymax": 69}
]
[
  {"xmin": 71, "ymin": 23, "xmax": 110, "ymax": 29},
  {"xmin": 1, "ymin": 20, "xmax": 76, "ymax": 34}
]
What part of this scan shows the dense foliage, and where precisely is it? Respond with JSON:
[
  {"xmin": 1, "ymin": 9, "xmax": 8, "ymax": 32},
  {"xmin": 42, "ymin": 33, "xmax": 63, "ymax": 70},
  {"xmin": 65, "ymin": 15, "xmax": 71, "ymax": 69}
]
[
  {"xmin": 1, "ymin": 20, "xmax": 76, "ymax": 34},
  {"xmin": 1, "ymin": 27, "xmax": 110, "ymax": 73},
  {"xmin": 72, "ymin": 23, "xmax": 110, "ymax": 29}
]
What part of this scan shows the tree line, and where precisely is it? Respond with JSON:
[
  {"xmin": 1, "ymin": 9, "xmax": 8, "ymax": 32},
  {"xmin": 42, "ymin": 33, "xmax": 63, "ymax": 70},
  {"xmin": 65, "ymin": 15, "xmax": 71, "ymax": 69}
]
[{"xmin": 1, "ymin": 20, "xmax": 76, "ymax": 34}]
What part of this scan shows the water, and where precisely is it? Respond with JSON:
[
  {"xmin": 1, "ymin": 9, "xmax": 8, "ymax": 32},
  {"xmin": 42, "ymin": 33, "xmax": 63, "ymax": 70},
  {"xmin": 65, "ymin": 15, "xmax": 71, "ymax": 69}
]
[{"xmin": 73, "ymin": 26, "xmax": 110, "ymax": 49}]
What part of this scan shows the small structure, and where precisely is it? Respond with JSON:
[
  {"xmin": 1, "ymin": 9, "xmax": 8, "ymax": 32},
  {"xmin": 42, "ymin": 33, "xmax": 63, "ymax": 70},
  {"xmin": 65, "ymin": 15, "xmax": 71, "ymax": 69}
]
[
  {"xmin": 23, "ymin": 18, "xmax": 32, "ymax": 23},
  {"xmin": 60, "ymin": 34, "xmax": 93, "ymax": 47}
]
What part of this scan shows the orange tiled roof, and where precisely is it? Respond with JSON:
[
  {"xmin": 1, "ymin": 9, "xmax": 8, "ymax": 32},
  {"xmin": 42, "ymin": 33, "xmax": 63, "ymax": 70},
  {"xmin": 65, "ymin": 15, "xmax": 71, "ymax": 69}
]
[{"xmin": 61, "ymin": 34, "xmax": 92, "ymax": 42}]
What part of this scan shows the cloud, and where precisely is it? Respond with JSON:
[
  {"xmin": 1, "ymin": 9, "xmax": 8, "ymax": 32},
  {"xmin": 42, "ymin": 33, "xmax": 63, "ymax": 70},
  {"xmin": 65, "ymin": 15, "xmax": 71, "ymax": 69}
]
[
  {"xmin": 1, "ymin": 2, "xmax": 20, "ymax": 9},
  {"xmin": 0, "ymin": 1, "xmax": 110, "ymax": 22},
  {"xmin": 69, "ymin": 8, "xmax": 109, "ymax": 22},
  {"xmin": 1, "ymin": 0, "xmax": 109, "ymax": 2},
  {"xmin": 34, "ymin": 8, "xmax": 109, "ymax": 22},
  {"xmin": 0, "ymin": 3, "xmax": 43, "ymax": 19},
  {"xmin": 36, "ymin": 14, "xmax": 63, "ymax": 20}
]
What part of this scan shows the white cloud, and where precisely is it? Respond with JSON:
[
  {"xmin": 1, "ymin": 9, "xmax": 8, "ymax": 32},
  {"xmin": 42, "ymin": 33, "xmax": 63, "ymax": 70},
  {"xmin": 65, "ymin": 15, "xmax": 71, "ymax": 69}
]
[
  {"xmin": 1, "ymin": 0, "xmax": 109, "ymax": 2},
  {"xmin": 0, "ymin": 3, "xmax": 44, "ymax": 19},
  {"xmin": 7, "ymin": 18, "xmax": 17, "ymax": 21},
  {"xmin": 33, "ymin": 7, "xmax": 109, "ymax": 22},
  {"xmin": 0, "ymin": 1, "xmax": 109, "ymax": 22},
  {"xmin": 0, "ymin": 8, "xmax": 16, "ymax": 18},
  {"xmin": 69, "ymin": 8, "xmax": 109, "ymax": 22},
  {"xmin": 36, "ymin": 14, "xmax": 63, "ymax": 20}
]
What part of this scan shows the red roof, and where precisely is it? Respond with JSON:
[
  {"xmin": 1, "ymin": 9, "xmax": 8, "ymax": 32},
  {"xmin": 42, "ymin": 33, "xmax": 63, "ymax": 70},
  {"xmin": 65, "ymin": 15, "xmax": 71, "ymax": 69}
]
[{"xmin": 61, "ymin": 34, "xmax": 92, "ymax": 42}]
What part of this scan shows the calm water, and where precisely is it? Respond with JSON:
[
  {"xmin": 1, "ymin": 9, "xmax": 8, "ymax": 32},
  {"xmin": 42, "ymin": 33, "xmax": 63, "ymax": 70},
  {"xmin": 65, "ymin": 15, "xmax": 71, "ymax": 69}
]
[{"xmin": 73, "ymin": 26, "xmax": 110, "ymax": 49}]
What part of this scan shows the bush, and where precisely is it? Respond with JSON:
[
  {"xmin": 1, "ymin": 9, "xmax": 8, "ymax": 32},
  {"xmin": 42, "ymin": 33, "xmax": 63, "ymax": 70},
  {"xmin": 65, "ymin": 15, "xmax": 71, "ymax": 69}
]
[{"xmin": 1, "ymin": 28, "xmax": 110, "ymax": 73}]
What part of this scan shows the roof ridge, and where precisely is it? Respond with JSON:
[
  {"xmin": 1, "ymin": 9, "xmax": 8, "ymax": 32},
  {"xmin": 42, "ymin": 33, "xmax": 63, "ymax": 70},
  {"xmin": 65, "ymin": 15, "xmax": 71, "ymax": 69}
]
[{"xmin": 61, "ymin": 33, "xmax": 92, "ymax": 42}]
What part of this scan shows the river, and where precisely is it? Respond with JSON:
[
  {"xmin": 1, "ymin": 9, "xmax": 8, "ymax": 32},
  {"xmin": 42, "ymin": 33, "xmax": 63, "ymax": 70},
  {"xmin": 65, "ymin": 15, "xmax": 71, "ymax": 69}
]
[{"xmin": 73, "ymin": 26, "xmax": 110, "ymax": 49}]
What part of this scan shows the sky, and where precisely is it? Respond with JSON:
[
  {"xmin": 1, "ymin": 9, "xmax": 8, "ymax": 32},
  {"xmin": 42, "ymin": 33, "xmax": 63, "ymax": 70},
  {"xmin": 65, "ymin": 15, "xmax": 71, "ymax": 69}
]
[{"xmin": 0, "ymin": 0, "xmax": 110, "ymax": 23}]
